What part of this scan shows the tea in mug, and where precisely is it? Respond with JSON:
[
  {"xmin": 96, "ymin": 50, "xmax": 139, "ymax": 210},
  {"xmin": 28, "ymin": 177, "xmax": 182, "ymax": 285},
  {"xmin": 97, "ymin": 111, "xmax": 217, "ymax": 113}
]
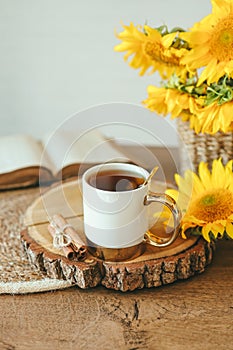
[{"xmin": 88, "ymin": 169, "xmax": 145, "ymax": 192}]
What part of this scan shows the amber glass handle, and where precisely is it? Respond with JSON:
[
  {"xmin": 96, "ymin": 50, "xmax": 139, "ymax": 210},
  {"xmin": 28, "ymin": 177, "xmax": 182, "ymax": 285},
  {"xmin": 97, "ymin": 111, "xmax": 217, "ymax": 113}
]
[{"xmin": 144, "ymin": 192, "xmax": 181, "ymax": 247}]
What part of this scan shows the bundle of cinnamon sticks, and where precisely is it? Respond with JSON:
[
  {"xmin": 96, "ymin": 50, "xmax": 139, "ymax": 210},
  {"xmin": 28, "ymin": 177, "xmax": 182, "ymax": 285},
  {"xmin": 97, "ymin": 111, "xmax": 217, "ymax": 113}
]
[{"xmin": 48, "ymin": 214, "xmax": 87, "ymax": 261}]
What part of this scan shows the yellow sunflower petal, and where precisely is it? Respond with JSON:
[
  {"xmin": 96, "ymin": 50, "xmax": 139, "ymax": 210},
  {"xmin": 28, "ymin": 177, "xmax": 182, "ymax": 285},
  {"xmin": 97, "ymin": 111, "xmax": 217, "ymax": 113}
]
[
  {"xmin": 165, "ymin": 189, "xmax": 179, "ymax": 201},
  {"xmin": 202, "ymin": 224, "xmax": 212, "ymax": 242},
  {"xmin": 211, "ymin": 159, "xmax": 226, "ymax": 189},
  {"xmin": 114, "ymin": 22, "xmax": 155, "ymax": 76},
  {"xmin": 181, "ymin": 222, "xmax": 198, "ymax": 239},
  {"xmin": 210, "ymin": 227, "xmax": 221, "ymax": 239},
  {"xmin": 144, "ymin": 25, "xmax": 161, "ymax": 40},
  {"xmin": 181, "ymin": 228, "xmax": 187, "ymax": 239},
  {"xmin": 180, "ymin": 0, "xmax": 233, "ymax": 84},
  {"xmin": 194, "ymin": 100, "xmax": 233, "ymax": 134},
  {"xmin": 181, "ymin": 222, "xmax": 194, "ymax": 232},
  {"xmin": 197, "ymin": 58, "xmax": 218, "ymax": 86},
  {"xmin": 181, "ymin": 44, "xmax": 210, "ymax": 68},
  {"xmin": 220, "ymin": 103, "xmax": 233, "ymax": 132},
  {"xmin": 115, "ymin": 22, "xmax": 189, "ymax": 79},
  {"xmin": 226, "ymin": 160, "xmax": 233, "ymax": 189},
  {"xmin": 161, "ymin": 32, "xmax": 177, "ymax": 48},
  {"xmin": 171, "ymin": 159, "xmax": 233, "ymax": 242},
  {"xmin": 210, "ymin": 222, "xmax": 225, "ymax": 238},
  {"xmin": 224, "ymin": 60, "xmax": 233, "ymax": 75},
  {"xmin": 189, "ymin": 171, "xmax": 205, "ymax": 195},
  {"xmin": 198, "ymin": 162, "xmax": 212, "ymax": 190},
  {"xmin": 182, "ymin": 214, "xmax": 206, "ymax": 226},
  {"xmin": 174, "ymin": 172, "xmax": 193, "ymax": 198},
  {"xmin": 180, "ymin": 31, "xmax": 210, "ymax": 45},
  {"xmin": 226, "ymin": 222, "xmax": 233, "ymax": 238}
]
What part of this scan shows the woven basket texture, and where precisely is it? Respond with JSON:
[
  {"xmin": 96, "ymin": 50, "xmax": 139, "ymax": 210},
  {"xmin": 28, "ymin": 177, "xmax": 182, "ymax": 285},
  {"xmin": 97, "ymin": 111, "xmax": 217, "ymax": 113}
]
[{"xmin": 177, "ymin": 119, "xmax": 233, "ymax": 173}]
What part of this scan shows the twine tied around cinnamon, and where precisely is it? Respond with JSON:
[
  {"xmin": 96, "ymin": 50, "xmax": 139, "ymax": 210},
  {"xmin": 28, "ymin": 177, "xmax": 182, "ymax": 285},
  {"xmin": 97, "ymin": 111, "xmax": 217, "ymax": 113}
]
[
  {"xmin": 50, "ymin": 220, "xmax": 72, "ymax": 248},
  {"xmin": 48, "ymin": 214, "xmax": 87, "ymax": 261}
]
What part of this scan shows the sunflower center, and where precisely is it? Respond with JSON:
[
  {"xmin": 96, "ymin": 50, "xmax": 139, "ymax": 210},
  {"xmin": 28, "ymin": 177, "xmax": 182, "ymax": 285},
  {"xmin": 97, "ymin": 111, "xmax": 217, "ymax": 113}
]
[
  {"xmin": 209, "ymin": 15, "xmax": 233, "ymax": 61},
  {"xmin": 189, "ymin": 189, "xmax": 233, "ymax": 222},
  {"xmin": 144, "ymin": 41, "xmax": 180, "ymax": 66},
  {"xmin": 201, "ymin": 194, "xmax": 216, "ymax": 206}
]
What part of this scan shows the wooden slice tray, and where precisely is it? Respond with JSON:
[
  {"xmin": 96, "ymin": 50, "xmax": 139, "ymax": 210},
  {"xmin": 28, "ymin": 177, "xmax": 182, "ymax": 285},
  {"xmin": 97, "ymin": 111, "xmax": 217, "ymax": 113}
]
[{"xmin": 21, "ymin": 179, "xmax": 214, "ymax": 292}]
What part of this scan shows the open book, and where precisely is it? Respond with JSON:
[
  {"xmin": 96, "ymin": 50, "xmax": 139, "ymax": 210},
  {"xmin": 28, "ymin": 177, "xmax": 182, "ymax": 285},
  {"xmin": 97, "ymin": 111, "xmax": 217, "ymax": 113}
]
[{"xmin": 0, "ymin": 130, "xmax": 131, "ymax": 190}]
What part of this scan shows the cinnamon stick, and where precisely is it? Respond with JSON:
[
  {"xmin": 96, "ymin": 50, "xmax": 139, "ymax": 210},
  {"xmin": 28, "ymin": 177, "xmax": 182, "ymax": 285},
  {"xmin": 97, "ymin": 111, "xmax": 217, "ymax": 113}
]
[
  {"xmin": 49, "ymin": 214, "xmax": 87, "ymax": 261},
  {"xmin": 47, "ymin": 224, "xmax": 77, "ymax": 260}
]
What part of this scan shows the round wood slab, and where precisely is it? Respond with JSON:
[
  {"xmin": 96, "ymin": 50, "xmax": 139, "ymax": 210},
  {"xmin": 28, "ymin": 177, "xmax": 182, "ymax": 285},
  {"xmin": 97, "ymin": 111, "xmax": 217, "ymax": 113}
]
[{"xmin": 21, "ymin": 179, "xmax": 214, "ymax": 292}]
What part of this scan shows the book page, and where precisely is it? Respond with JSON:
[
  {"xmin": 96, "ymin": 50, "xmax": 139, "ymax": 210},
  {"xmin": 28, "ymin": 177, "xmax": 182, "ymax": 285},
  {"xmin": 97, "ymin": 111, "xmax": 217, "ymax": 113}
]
[
  {"xmin": 42, "ymin": 129, "xmax": 130, "ymax": 175},
  {"xmin": 0, "ymin": 134, "xmax": 51, "ymax": 174}
]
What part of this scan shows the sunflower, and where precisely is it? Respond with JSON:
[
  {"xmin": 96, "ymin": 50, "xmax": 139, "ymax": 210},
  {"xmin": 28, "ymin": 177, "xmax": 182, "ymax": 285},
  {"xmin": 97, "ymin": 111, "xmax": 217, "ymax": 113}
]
[
  {"xmin": 114, "ymin": 22, "xmax": 189, "ymax": 78},
  {"xmin": 191, "ymin": 98, "xmax": 233, "ymax": 134},
  {"xmin": 144, "ymin": 76, "xmax": 233, "ymax": 134},
  {"xmin": 181, "ymin": 0, "xmax": 233, "ymax": 85},
  {"xmin": 143, "ymin": 85, "xmax": 199, "ymax": 121},
  {"xmin": 166, "ymin": 159, "xmax": 233, "ymax": 242}
]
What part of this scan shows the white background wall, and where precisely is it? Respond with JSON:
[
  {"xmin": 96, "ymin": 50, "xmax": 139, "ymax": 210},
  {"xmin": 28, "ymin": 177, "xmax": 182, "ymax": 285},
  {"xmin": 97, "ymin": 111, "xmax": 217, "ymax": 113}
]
[{"xmin": 0, "ymin": 0, "xmax": 211, "ymax": 146}]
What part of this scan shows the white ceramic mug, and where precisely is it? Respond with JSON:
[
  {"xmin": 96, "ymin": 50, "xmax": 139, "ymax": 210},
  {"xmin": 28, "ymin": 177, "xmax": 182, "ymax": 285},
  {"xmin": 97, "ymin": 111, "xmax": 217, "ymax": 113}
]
[{"xmin": 82, "ymin": 163, "xmax": 181, "ymax": 261}]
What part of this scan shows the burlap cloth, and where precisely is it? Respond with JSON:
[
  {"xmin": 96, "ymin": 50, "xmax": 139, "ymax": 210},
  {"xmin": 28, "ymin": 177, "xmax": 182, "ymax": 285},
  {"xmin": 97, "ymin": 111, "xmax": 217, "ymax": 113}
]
[{"xmin": 0, "ymin": 187, "xmax": 72, "ymax": 294}]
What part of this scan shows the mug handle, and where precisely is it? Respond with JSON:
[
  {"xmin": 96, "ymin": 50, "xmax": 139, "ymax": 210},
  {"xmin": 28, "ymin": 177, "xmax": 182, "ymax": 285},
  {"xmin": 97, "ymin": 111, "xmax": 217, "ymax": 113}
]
[{"xmin": 144, "ymin": 191, "xmax": 181, "ymax": 247}]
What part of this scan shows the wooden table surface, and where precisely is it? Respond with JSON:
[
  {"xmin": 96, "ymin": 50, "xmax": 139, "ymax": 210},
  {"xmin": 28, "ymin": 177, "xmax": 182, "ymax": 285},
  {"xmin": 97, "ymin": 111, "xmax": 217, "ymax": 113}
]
[{"xmin": 1, "ymin": 147, "xmax": 233, "ymax": 350}]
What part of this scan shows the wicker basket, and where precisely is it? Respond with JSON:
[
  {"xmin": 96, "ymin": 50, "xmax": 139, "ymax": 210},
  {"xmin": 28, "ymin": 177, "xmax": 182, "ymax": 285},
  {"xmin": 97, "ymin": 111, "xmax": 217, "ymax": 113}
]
[{"xmin": 177, "ymin": 118, "xmax": 233, "ymax": 173}]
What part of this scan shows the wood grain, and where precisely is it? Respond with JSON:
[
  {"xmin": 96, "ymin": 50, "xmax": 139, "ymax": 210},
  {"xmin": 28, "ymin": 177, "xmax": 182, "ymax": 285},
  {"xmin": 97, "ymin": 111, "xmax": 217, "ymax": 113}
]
[
  {"xmin": 1, "ymin": 147, "xmax": 232, "ymax": 349},
  {"xmin": 0, "ymin": 240, "xmax": 232, "ymax": 350},
  {"xmin": 21, "ymin": 179, "xmax": 213, "ymax": 291}
]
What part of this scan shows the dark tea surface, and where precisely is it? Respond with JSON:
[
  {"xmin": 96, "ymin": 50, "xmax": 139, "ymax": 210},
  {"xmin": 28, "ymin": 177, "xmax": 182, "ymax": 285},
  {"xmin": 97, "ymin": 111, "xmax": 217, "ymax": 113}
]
[{"xmin": 88, "ymin": 170, "xmax": 145, "ymax": 192}]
